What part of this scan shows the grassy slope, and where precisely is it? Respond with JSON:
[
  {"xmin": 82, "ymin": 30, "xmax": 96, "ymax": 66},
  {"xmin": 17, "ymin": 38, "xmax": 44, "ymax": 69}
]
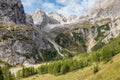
[{"xmin": 22, "ymin": 53, "xmax": 120, "ymax": 80}]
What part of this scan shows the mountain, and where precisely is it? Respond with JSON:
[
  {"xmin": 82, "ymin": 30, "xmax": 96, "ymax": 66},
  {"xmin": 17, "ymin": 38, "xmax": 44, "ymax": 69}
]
[
  {"xmin": 0, "ymin": 0, "xmax": 120, "ymax": 80},
  {"xmin": 32, "ymin": 9, "xmax": 50, "ymax": 28},
  {"xmin": 31, "ymin": 9, "xmax": 67, "ymax": 29},
  {"xmin": 67, "ymin": 15, "xmax": 77, "ymax": 23},
  {"xmin": 48, "ymin": 12, "xmax": 67, "ymax": 24},
  {"xmin": 0, "ymin": 3, "xmax": 65, "ymax": 65},
  {"xmin": 87, "ymin": 0, "xmax": 120, "ymax": 18},
  {"xmin": 0, "ymin": 22, "xmax": 54, "ymax": 65},
  {"xmin": 25, "ymin": 14, "xmax": 34, "ymax": 25},
  {"xmin": 48, "ymin": 0, "xmax": 120, "ymax": 52},
  {"xmin": 0, "ymin": 0, "xmax": 26, "ymax": 24},
  {"xmin": 0, "ymin": 1, "xmax": 53, "ymax": 66}
]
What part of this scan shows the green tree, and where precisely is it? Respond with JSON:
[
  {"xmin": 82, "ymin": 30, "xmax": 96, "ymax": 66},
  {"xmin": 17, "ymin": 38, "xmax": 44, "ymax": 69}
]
[
  {"xmin": 60, "ymin": 64, "xmax": 70, "ymax": 74},
  {"xmin": 1, "ymin": 65, "xmax": 15, "ymax": 80},
  {"xmin": 53, "ymin": 63, "xmax": 61, "ymax": 75},
  {"xmin": 37, "ymin": 65, "xmax": 48, "ymax": 74},
  {"xmin": 48, "ymin": 63, "xmax": 54, "ymax": 74},
  {"xmin": 69, "ymin": 60, "xmax": 78, "ymax": 71},
  {"xmin": 0, "ymin": 67, "xmax": 4, "ymax": 80},
  {"xmin": 89, "ymin": 52, "xmax": 100, "ymax": 62},
  {"xmin": 93, "ymin": 63, "xmax": 99, "ymax": 74},
  {"xmin": 16, "ymin": 70, "xmax": 23, "ymax": 78}
]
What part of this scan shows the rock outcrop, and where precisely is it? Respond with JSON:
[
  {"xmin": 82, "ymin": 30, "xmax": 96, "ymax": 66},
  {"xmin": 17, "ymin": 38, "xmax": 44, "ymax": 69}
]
[
  {"xmin": 87, "ymin": 0, "xmax": 120, "ymax": 18},
  {"xmin": 0, "ymin": 23, "xmax": 52, "ymax": 66},
  {"xmin": 32, "ymin": 9, "xmax": 60, "ymax": 29},
  {"xmin": 67, "ymin": 15, "xmax": 77, "ymax": 23},
  {"xmin": 32, "ymin": 9, "xmax": 50, "ymax": 28},
  {"xmin": 0, "ymin": 0, "xmax": 26, "ymax": 24},
  {"xmin": 48, "ymin": 12, "xmax": 67, "ymax": 24},
  {"xmin": 25, "ymin": 14, "xmax": 34, "ymax": 25},
  {"xmin": 0, "ymin": 1, "xmax": 53, "ymax": 66}
]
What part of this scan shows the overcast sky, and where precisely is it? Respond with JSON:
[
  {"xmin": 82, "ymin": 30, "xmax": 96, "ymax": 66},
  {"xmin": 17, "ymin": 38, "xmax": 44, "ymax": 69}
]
[{"xmin": 21, "ymin": 0, "xmax": 98, "ymax": 17}]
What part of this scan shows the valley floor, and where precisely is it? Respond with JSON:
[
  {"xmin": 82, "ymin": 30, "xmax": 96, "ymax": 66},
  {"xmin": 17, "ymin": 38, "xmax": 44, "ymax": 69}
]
[
  {"xmin": 10, "ymin": 63, "xmax": 44, "ymax": 75},
  {"xmin": 21, "ymin": 53, "xmax": 120, "ymax": 80}
]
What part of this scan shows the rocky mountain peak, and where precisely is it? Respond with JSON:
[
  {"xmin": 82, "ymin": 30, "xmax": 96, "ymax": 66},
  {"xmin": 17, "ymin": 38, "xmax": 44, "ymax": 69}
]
[
  {"xmin": 0, "ymin": 0, "xmax": 26, "ymax": 24},
  {"xmin": 87, "ymin": 0, "xmax": 120, "ymax": 18},
  {"xmin": 31, "ymin": 9, "xmax": 60, "ymax": 28},
  {"xmin": 32, "ymin": 9, "xmax": 49, "ymax": 26},
  {"xmin": 48, "ymin": 12, "xmax": 67, "ymax": 24},
  {"xmin": 67, "ymin": 15, "xmax": 77, "ymax": 22}
]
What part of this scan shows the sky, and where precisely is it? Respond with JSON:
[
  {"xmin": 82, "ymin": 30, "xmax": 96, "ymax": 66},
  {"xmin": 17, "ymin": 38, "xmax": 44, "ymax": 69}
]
[{"xmin": 21, "ymin": 0, "xmax": 98, "ymax": 17}]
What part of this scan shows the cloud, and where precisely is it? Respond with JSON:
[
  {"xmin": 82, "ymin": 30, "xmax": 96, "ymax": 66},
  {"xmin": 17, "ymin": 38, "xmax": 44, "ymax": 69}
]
[
  {"xmin": 56, "ymin": 0, "xmax": 83, "ymax": 17},
  {"xmin": 42, "ymin": 2, "xmax": 60, "ymax": 13},
  {"xmin": 43, "ymin": 2, "xmax": 54, "ymax": 8},
  {"xmin": 56, "ymin": 0, "xmax": 67, "ymax": 4},
  {"xmin": 21, "ymin": 0, "xmax": 98, "ymax": 17},
  {"xmin": 56, "ymin": 0, "xmax": 98, "ymax": 17},
  {"xmin": 21, "ymin": 0, "xmax": 42, "ymax": 13},
  {"xmin": 22, "ymin": 0, "xmax": 36, "ymax": 7}
]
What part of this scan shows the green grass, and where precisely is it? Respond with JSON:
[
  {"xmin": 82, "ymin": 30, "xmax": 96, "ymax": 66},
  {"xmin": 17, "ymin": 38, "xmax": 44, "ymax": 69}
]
[
  {"xmin": 90, "ymin": 54, "xmax": 120, "ymax": 80},
  {"xmin": 21, "ymin": 53, "xmax": 120, "ymax": 80},
  {"xmin": 20, "ymin": 36, "xmax": 120, "ymax": 80}
]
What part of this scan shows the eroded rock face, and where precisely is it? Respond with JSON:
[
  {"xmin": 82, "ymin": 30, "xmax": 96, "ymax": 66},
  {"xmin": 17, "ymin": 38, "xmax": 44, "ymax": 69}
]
[
  {"xmin": 32, "ymin": 9, "xmax": 62, "ymax": 29},
  {"xmin": 67, "ymin": 15, "xmax": 77, "ymax": 23},
  {"xmin": 25, "ymin": 14, "xmax": 34, "ymax": 25},
  {"xmin": 0, "ymin": 23, "xmax": 51, "ymax": 66},
  {"xmin": 0, "ymin": 0, "xmax": 26, "ymax": 24},
  {"xmin": 32, "ymin": 9, "xmax": 50, "ymax": 28},
  {"xmin": 87, "ymin": 0, "xmax": 120, "ymax": 18},
  {"xmin": 48, "ymin": 12, "xmax": 67, "ymax": 24}
]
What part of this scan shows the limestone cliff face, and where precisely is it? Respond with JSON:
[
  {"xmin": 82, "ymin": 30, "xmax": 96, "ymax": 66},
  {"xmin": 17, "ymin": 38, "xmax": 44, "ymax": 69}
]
[
  {"xmin": 25, "ymin": 14, "xmax": 34, "ymax": 25},
  {"xmin": 101, "ymin": 18, "xmax": 120, "ymax": 43},
  {"xmin": 67, "ymin": 15, "xmax": 77, "ymax": 23},
  {"xmin": 0, "ymin": 2, "xmax": 64, "ymax": 65},
  {"xmin": 32, "ymin": 9, "xmax": 49, "ymax": 28},
  {"xmin": 0, "ymin": 0, "xmax": 26, "ymax": 24},
  {"xmin": 0, "ymin": 1, "xmax": 52, "ymax": 66},
  {"xmin": 30, "ymin": 0, "xmax": 120, "ymax": 53},
  {"xmin": 52, "ymin": 18, "xmax": 120, "ymax": 53},
  {"xmin": 87, "ymin": 0, "xmax": 120, "ymax": 18},
  {"xmin": 32, "ymin": 9, "xmax": 60, "ymax": 29},
  {"xmin": 48, "ymin": 12, "xmax": 67, "ymax": 24},
  {"xmin": 0, "ymin": 23, "xmax": 51, "ymax": 66}
]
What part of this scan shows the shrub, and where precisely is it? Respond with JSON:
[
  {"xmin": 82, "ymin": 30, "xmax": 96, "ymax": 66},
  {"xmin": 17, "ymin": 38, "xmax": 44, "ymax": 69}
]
[
  {"xmin": 48, "ymin": 63, "xmax": 54, "ymax": 74},
  {"xmin": 100, "ymin": 46, "xmax": 114, "ymax": 61},
  {"xmin": 16, "ymin": 36, "xmax": 120, "ymax": 77},
  {"xmin": 53, "ymin": 62, "xmax": 61, "ymax": 75},
  {"xmin": 77, "ymin": 60, "xmax": 84, "ymax": 69},
  {"xmin": 89, "ymin": 52, "xmax": 100, "ymax": 62},
  {"xmin": 68, "ymin": 60, "xmax": 79, "ymax": 71},
  {"xmin": 37, "ymin": 64, "xmax": 48, "ymax": 74},
  {"xmin": 42, "ymin": 50, "xmax": 58, "ymax": 61},
  {"xmin": 16, "ymin": 70, "xmax": 23, "ymax": 78},
  {"xmin": 93, "ymin": 64, "xmax": 99, "ymax": 74},
  {"xmin": 17, "ymin": 67, "xmax": 36, "ymax": 78},
  {"xmin": 0, "ymin": 67, "xmax": 4, "ymax": 80},
  {"xmin": 60, "ymin": 63, "xmax": 70, "ymax": 74},
  {"xmin": 0, "ymin": 65, "xmax": 15, "ymax": 80}
]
